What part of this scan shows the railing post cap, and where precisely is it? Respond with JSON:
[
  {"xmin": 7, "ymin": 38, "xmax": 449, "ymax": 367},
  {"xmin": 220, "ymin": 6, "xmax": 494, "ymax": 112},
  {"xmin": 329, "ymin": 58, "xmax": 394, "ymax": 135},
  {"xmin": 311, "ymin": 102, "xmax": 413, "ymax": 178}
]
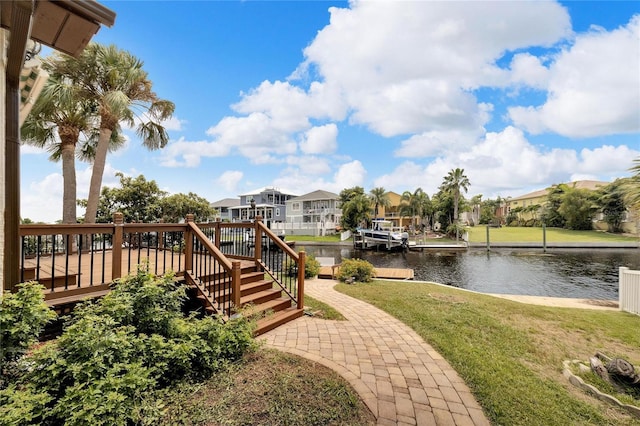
[
  {"xmin": 113, "ymin": 212, "xmax": 124, "ymax": 224},
  {"xmin": 186, "ymin": 214, "xmax": 195, "ymax": 223}
]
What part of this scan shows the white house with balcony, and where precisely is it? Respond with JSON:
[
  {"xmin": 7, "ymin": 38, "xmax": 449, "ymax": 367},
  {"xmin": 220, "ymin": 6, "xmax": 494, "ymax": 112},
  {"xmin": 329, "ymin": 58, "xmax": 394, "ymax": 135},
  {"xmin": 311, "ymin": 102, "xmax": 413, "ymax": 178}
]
[
  {"xmin": 272, "ymin": 190, "xmax": 341, "ymax": 236},
  {"xmin": 229, "ymin": 187, "xmax": 298, "ymax": 225}
]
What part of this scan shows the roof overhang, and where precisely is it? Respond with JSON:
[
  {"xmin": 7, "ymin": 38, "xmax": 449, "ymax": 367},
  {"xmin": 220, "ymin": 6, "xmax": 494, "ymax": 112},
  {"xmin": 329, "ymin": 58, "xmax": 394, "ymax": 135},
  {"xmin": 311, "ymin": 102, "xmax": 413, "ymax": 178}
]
[{"xmin": 1, "ymin": 0, "xmax": 116, "ymax": 59}]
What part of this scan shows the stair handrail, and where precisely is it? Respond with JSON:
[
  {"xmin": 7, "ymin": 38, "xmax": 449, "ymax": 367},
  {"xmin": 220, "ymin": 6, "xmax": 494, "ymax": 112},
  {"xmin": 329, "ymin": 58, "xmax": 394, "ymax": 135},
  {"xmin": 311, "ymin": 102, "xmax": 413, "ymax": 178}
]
[
  {"xmin": 255, "ymin": 220, "xmax": 305, "ymax": 310},
  {"xmin": 186, "ymin": 218, "xmax": 242, "ymax": 315}
]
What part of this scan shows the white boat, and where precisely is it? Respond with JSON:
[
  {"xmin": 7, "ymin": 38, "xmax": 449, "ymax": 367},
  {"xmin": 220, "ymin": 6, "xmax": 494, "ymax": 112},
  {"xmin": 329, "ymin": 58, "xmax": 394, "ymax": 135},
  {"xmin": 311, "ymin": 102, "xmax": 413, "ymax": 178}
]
[{"xmin": 354, "ymin": 220, "xmax": 409, "ymax": 251}]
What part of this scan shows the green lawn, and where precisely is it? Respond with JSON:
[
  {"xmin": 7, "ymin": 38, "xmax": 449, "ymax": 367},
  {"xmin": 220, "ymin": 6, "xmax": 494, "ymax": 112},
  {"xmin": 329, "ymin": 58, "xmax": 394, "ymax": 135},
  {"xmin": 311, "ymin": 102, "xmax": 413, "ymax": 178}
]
[
  {"xmin": 285, "ymin": 234, "xmax": 342, "ymax": 243},
  {"xmin": 466, "ymin": 226, "xmax": 638, "ymax": 243},
  {"xmin": 337, "ymin": 280, "xmax": 640, "ymax": 425}
]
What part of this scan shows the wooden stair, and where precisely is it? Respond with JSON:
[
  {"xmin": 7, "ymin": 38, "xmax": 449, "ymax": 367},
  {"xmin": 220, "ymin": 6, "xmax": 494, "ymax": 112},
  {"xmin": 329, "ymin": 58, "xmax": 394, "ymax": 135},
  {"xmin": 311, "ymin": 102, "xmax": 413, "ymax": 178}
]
[{"xmin": 191, "ymin": 260, "xmax": 303, "ymax": 335}]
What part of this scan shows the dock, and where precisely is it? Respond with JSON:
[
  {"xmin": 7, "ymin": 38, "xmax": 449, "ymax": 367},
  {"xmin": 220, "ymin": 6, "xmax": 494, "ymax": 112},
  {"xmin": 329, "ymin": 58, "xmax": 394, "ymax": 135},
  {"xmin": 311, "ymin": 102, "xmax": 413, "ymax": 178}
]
[
  {"xmin": 318, "ymin": 265, "xmax": 414, "ymax": 280},
  {"xmin": 408, "ymin": 242, "xmax": 467, "ymax": 251}
]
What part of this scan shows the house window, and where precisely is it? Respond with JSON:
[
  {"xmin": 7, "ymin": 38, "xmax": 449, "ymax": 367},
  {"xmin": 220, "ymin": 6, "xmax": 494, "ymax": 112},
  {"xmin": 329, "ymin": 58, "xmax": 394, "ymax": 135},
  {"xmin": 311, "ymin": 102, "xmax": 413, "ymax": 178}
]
[
  {"xmin": 292, "ymin": 202, "xmax": 300, "ymax": 211},
  {"xmin": 275, "ymin": 208, "xmax": 280, "ymax": 217}
]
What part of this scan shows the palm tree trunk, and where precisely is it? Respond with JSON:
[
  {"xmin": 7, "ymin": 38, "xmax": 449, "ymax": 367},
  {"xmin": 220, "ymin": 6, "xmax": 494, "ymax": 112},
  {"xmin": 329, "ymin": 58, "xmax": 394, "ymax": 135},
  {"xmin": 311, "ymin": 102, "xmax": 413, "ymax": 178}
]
[
  {"xmin": 84, "ymin": 127, "xmax": 113, "ymax": 224},
  {"xmin": 61, "ymin": 143, "xmax": 77, "ymax": 225}
]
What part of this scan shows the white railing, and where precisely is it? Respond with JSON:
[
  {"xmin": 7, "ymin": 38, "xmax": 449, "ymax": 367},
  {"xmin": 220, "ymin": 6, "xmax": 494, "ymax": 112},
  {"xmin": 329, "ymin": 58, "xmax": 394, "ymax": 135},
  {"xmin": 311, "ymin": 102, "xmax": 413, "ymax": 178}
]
[{"xmin": 619, "ymin": 267, "xmax": 640, "ymax": 315}]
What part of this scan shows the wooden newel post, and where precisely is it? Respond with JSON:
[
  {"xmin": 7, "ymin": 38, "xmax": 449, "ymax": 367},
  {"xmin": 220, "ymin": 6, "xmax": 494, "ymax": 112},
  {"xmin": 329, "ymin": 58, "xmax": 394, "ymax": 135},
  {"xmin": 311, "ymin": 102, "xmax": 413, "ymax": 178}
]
[
  {"xmin": 254, "ymin": 215, "xmax": 263, "ymax": 262},
  {"xmin": 112, "ymin": 212, "xmax": 124, "ymax": 280},
  {"xmin": 297, "ymin": 251, "xmax": 305, "ymax": 310},
  {"xmin": 232, "ymin": 260, "xmax": 241, "ymax": 311},
  {"xmin": 185, "ymin": 214, "xmax": 194, "ymax": 272},
  {"xmin": 214, "ymin": 218, "xmax": 221, "ymax": 249}
]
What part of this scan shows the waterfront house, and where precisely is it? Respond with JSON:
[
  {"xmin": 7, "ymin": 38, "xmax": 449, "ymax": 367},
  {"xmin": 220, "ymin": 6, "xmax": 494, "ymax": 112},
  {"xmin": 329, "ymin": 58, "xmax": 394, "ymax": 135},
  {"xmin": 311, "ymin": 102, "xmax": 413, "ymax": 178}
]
[
  {"xmin": 279, "ymin": 190, "xmax": 341, "ymax": 236},
  {"xmin": 210, "ymin": 198, "xmax": 240, "ymax": 222},
  {"xmin": 230, "ymin": 187, "xmax": 297, "ymax": 225}
]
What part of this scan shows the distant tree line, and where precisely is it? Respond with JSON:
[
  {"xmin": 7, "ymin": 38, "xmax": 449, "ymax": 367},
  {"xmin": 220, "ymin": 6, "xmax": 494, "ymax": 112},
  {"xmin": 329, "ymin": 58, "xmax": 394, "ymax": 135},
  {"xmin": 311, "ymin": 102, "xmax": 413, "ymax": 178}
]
[
  {"xmin": 76, "ymin": 173, "xmax": 215, "ymax": 224},
  {"xmin": 339, "ymin": 161, "xmax": 640, "ymax": 235}
]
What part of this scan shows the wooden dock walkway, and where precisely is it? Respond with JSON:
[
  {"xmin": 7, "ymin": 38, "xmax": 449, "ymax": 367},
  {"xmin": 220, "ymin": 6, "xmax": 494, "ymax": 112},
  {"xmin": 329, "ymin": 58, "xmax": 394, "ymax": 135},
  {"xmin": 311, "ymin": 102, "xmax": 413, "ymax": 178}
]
[
  {"xmin": 318, "ymin": 265, "xmax": 414, "ymax": 280},
  {"xmin": 408, "ymin": 242, "xmax": 467, "ymax": 251}
]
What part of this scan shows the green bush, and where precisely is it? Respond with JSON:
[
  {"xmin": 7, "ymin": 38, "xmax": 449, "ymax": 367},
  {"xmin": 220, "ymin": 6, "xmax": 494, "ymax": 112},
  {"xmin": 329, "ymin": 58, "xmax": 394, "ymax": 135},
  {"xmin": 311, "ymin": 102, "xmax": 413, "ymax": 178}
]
[
  {"xmin": 0, "ymin": 282, "xmax": 56, "ymax": 387},
  {"xmin": 304, "ymin": 255, "xmax": 321, "ymax": 278},
  {"xmin": 284, "ymin": 254, "xmax": 320, "ymax": 279},
  {"xmin": 0, "ymin": 269, "xmax": 256, "ymax": 426},
  {"xmin": 337, "ymin": 258, "xmax": 374, "ymax": 283}
]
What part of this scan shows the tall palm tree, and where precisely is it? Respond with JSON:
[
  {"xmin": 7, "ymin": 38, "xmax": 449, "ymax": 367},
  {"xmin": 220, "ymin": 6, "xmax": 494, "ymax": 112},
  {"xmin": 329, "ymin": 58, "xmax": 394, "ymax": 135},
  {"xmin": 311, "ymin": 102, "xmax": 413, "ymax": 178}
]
[
  {"xmin": 441, "ymin": 168, "xmax": 470, "ymax": 223},
  {"xmin": 21, "ymin": 72, "xmax": 93, "ymax": 224},
  {"xmin": 400, "ymin": 188, "xmax": 426, "ymax": 233},
  {"xmin": 52, "ymin": 43, "xmax": 175, "ymax": 224},
  {"xmin": 369, "ymin": 187, "xmax": 390, "ymax": 219},
  {"xmin": 624, "ymin": 157, "xmax": 640, "ymax": 211}
]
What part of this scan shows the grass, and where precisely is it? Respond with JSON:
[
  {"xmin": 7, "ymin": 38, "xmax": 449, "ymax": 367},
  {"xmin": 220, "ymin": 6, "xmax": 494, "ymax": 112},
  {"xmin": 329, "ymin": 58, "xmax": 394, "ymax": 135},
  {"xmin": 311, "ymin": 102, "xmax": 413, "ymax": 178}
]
[
  {"xmin": 286, "ymin": 234, "xmax": 342, "ymax": 243},
  {"xmin": 467, "ymin": 226, "xmax": 639, "ymax": 243},
  {"xmin": 304, "ymin": 295, "xmax": 346, "ymax": 320},
  {"xmin": 336, "ymin": 279, "xmax": 640, "ymax": 425},
  {"xmin": 162, "ymin": 348, "xmax": 375, "ymax": 425}
]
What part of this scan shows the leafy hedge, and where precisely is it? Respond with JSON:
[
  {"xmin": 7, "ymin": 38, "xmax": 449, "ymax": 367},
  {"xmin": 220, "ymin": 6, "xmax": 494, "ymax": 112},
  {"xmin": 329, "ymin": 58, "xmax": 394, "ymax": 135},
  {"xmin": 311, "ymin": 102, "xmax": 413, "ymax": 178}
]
[
  {"xmin": 337, "ymin": 258, "xmax": 375, "ymax": 283},
  {"xmin": 0, "ymin": 269, "xmax": 256, "ymax": 426}
]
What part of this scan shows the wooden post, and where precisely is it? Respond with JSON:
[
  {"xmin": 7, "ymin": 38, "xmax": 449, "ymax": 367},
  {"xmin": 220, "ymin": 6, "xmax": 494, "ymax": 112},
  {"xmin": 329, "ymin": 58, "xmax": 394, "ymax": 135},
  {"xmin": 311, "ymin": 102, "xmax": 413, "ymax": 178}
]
[
  {"xmin": 112, "ymin": 212, "xmax": 124, "ymax": 280},
  {"xmin": 232, "ymin": 260, "xmax": 241, "ymax": 311},
  {"xmin": 486, "ymin": 225, "xmax": 490, "ymax": 251},
  {"xmin": 297, "ymin": 251, "xmax": 306, "ymax": 310},
  {"xmin": 214, "ymin": 218, "xmax": 221, "ymax": 249},
  {"xmin": 542, "ymin": 223, "xmax": 547, "ymax": 253},
  {"xmin": 254, "ymin": 215, "xmax": 263, "ymax": 262},
  {"xmin": 185, "ymin": 214, "xmax": 194, "ymax": 272}
]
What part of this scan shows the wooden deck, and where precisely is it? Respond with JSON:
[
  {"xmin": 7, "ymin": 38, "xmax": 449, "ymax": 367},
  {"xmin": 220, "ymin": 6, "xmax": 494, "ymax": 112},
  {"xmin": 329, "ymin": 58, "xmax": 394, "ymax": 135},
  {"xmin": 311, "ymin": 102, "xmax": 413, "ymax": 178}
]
[
  {"xmin": 318, "ymin": 265, "xmax": 414, "ymax": 280},
  {"xmin": 22, "ymin": 249, "xmax": 189, "ymax": 305}
]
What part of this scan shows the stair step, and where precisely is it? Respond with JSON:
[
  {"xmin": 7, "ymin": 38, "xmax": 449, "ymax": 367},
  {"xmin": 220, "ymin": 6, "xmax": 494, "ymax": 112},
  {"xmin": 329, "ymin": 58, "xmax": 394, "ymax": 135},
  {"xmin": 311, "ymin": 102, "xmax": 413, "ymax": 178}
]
[
  {"xmin": 243, "ymin": 297, "xmax": 292, "ymax": 318},
  {"xmin": 240, "ymin": 279, "xmax": 273, "ymax": 296},
  {"xmin": 240, "ymin": 288, "xmax": 281, "ymax": 306},
  {"xmin": 241, "ymin": 271, "xmax": 265, "ymax": 284},
  {"xmin": 255, "ymin": 307, "xmax": 304, "ymax": 336}
]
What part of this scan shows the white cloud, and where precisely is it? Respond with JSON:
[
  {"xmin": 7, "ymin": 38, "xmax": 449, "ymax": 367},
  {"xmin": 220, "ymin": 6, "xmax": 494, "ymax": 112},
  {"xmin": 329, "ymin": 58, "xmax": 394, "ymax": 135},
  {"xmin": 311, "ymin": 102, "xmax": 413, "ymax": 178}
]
[
  {"xmin": 509, "ymin": 15, "xmax": 640, "ymax": 137},
  {"xmin": 272, "ymin": 159, "xmax": 366, "ymax": 196},
  {"xmin": 299, "ymin": 124, "xmax": 338, "ymax": 154},
  {"xmin": 285, "ymin": 155, "xmax": 331, "ymax": 175},
  {"xmin": 509, "ymin": 53, "xmax": 550, "ymax": 89},
  {"xmin": 297, "ymin": 1, "xmax": 570, "ymax": 136},
  {"xmin": 215, "ymin": 171, "xmax": 243, "ymax": 193},
  {"xmin": 21, "ymin": 163, "xmax": 122, "ymax": 223},
  {"xmin": 161, "ymin": 116, "xmax": 187, "ymax": 132},
  {"xmin": 375, "ymin": 126, "xmax": 640, "ymax": 199}
]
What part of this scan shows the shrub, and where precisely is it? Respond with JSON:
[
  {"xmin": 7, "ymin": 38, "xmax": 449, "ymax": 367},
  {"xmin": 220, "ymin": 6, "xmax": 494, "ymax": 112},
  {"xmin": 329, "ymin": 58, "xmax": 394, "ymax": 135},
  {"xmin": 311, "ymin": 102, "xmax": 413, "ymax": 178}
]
[
  {"xmin": 0, "ymin": 282, "xmax": 55, "ymax": 387},
  {"xmin": 337, "ymin": 258, "xmax": 374, "ymax": 283},
  {"xmin": 304, "ymin": 255, "xmax": 321, "ymax": 278},
  {"xmin": 284, "ymin": 254, "xmax": 321, "ymax": 279},
  {"xmin": 0, "ymin": 269, "xmax": 256, "ymax": 426}
]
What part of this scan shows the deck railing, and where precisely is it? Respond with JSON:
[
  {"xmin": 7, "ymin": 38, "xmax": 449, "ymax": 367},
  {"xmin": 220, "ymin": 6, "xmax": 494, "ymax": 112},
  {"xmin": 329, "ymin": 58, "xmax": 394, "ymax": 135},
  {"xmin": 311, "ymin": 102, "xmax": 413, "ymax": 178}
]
[
  {"xmin": 619, "ymin": 267, "xmax": 640, "ymax": 315},
  {"xmin": 14, "ymin": 213, "xmax": 304, "ymax": 313}
]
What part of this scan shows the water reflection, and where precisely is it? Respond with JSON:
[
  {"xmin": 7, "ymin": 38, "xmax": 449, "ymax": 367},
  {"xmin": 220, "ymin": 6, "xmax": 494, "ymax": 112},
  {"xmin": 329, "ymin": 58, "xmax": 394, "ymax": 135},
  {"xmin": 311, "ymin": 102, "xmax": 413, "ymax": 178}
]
[{"xmin": 299, "ymin": 245, "xmax": 640, "ymax": 300}]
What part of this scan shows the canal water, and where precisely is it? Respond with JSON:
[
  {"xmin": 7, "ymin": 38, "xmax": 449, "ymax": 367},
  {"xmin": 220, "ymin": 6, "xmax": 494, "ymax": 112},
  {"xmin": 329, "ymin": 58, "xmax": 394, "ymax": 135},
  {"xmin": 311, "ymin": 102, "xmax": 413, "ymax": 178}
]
[{"xmin": 299, "ymin": 245, "xmax": 640, "ymax": 300}]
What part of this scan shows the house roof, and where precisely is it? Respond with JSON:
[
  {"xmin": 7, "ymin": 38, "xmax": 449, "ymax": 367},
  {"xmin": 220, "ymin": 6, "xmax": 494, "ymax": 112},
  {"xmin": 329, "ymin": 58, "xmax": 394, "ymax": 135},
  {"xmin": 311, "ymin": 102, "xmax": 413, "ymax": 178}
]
[
  {"xmin": 289, "ymin": 190, "xmax": 339, "ymax": 202},
  {"xmin": 238, "ymin": 187, "xmax": 298, "ymax": 197},
  {"xmin": 210, "ymin": 198, "xmax": 240, "ymax": 208},
  {"xmin": 509, "ymin": 180, "xmax": 609, "ymax": 202},
  {"xmin": 1, "ymin": 1, "xmax": 116, "ymax": 58}
]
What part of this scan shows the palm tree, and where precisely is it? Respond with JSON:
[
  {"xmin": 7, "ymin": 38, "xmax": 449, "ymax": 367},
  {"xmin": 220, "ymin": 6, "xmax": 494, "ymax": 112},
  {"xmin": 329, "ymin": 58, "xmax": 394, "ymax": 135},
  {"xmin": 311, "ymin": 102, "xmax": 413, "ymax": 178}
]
[
  {"xmin": 52, "ymin": 43, "xmax": 175, "ymax": 224},
  {"xmin": 369, "ymin": 187, "xmax": 390, "ymax": 219},
  {"xmin": 441, "ymin": 168, "xmax": 470, "ymax": 223},
  {"xmin": 21, "ymin": 71, "xmax": 93, "ymax": 224},
  {"xmin": 624, "ymin": 157, "xmax": 640, "ymax": 211},
  {"xmin": 400, "ymin": 188, "xmax": 426, "ymax": 233}
]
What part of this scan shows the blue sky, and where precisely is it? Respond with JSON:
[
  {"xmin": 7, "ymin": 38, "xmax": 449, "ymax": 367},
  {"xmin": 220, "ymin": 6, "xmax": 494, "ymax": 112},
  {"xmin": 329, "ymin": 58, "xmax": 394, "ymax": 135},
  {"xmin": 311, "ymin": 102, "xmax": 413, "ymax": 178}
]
[{"xmin": 20, "ymin": 0, "xmax": 640, "ymax": 223}]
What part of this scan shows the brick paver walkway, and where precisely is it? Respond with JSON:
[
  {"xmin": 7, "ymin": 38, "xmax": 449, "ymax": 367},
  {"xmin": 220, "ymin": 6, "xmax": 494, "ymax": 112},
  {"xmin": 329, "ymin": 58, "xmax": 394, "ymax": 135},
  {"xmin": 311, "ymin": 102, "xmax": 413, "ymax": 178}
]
[{"xmin": 259, "ymin": 279, "xmax": 491, "ymax": 426}]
